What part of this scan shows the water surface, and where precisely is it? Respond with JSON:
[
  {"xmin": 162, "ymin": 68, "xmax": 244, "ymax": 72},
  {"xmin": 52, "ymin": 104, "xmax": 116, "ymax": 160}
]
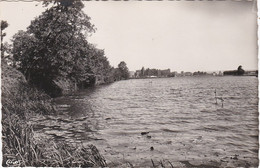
[{"xmin": 33, "ymin": 76, "xmax": 258, "ymax": 167}]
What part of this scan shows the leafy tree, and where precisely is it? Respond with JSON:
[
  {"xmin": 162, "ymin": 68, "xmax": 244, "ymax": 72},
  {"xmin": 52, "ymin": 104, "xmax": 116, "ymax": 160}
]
[
  {"xmin": 12, "ymin": 30, "xmax": 39, "ymax": 75},
  {"xmin": 140, "ymin": 67, "xmax": 145, "ymax": 77},
  {"xmin": 11, "ymin": 0, "xmax": 125, "ymax": 96},
  {"xmin": 12, "ymin": 0, "xmax": 96, "ymax": 95},
  {"xmin": 237, "ymin": 65, "xmax": 245, "ymax": 75},
  {"xmin": 78, "ymin": 44, "xmax": 114, "ymax": 86},
  {"xmin": 118, "ymin": 61, "xmax": 129, "ymax": 80},
  {"xmin": 1, "ymin": 20, "xmax": 9, "ymax": 58},
  {"xmin": 113, "ymin": 68, "xmax": 122, "ymax": 81},
  {"xmin": 2, "ymin": 42, "xmax": 13, "ymax": 64}
]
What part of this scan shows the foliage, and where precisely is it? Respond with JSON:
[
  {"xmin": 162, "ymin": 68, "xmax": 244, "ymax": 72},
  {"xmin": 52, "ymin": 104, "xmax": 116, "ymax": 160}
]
[
  {"xmin": 223, "ymin": 65, "xmax": 245, "ymax": 76},
  {"xmin": 11, "ymin": 0, "xmax": 118, "ymax": 95},
  {"xmin": 138, "ymin": 67, "xmax": 160, "ymax": 77},
  {"xmin": 1, "ymin": 42, "xmax": 12, "ymax": 64},
  {"xmin": 116, "ymin": 61, "xmax": 130, "ymax": 80},
  {"xmin": 79, "ymin": 44, "xmax": 114, "ymax": 86},
  {"xmin": 13, "ymin": 1, "xmax": 93, "ymax": 80},
  {"xmin": 2, "ymin": 62, "xmax": 55, "ymax": 119},
  {"xmin": 1, "ymin": 20, "xmax": 8, "ymax": 31},
  {"xmin": 141, "ymin": 67, "xmax": 145, "ymax": 77},
  {"xmin": 1, "ymin": 20, "xmax": 9, "ymax": 57},
  {"xmin": 237, "ymin": 65, "xmax": 245, "ymax": 75},
  {"xmin": 143, "ymin": 68, "xmax": 159, "ymax": 77},
  {"xmin": 136, "ymin": 67, "xmax": 172, "ymax": 78},
  {"xmin": 11, "ymin": 0, "xmax": 130, "ymax": 96}
]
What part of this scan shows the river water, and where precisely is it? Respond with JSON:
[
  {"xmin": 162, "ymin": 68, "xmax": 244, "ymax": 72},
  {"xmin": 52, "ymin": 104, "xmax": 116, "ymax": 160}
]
[{"xmin": 33, "ymin": 76, "xmax": 258, "ymax": 167}]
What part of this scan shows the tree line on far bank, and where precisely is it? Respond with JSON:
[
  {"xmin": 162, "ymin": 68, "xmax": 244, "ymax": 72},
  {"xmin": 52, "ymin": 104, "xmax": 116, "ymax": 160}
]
[
  {"xmin": 1, "ymin": 0, "xmax": 129, "ymax": 97},
  {"xmin": 136, "ymin": 67, "xmax": 172, "ymax": 78},
  {"xmin": 223, "ymin": 65, "xmax": 245, "ymax": 76}
]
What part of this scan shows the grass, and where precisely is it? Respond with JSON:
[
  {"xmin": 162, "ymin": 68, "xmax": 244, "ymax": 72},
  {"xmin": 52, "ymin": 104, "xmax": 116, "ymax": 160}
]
[
  {"xmin": 2, "ymin": 117, "xmax": 106, "ymax": 167},
  {"xmin": 1, "ymin": 63, "xmax": 107, "ymax": 167}
]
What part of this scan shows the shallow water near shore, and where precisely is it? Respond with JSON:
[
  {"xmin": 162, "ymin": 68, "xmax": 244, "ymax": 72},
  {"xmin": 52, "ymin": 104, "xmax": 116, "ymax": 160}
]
[{"xmin": 32, "ymin": 76, "xmax": 258, "ymax": 167}]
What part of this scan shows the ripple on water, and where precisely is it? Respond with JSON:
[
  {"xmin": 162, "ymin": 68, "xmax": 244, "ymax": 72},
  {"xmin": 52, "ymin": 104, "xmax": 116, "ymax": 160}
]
[{"xmin": 34, "ymin": 76, "xmax": 258, "ymax": 167}]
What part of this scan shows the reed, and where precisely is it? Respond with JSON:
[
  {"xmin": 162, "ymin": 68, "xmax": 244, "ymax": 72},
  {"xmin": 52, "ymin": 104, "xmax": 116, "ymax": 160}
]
[
  {"xmin": 2, "ymin": 116, "xmax": 106, "ymax": 167},
  {"xmin": 2, "ymin": 63, "xmax": 107, "ymax": 167},
  {"xmin": 149, "ymin": 159, "xmax": 175, "ymax": 168},
  {"xmin": 2, "ymin": 114, "xmax": 43, "ymax": 166},
  {"xmin": 214, "ymin": 89, "xmax": 224, "ymax": 107}
]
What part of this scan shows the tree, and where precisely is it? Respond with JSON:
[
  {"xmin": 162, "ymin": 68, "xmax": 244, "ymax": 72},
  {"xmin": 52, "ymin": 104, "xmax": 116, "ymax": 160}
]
[
  {"xmin": 12, "ymin": 0, "xmax": 96, "ymax": 95},
  {"xmin": 1, "ymin": 20, "xmax": 9, "ymax": 58},
  {"xmin": 11, "ymin": 0, "xmax": 123, "ymax": 96},
  {"xmin": 140, "ymin": 67, "xmax": 145, "ymax": 77},
  {"xmin": 118, "ymin": 61, "xmax": 129, "ymax": 80},
  {"xmin": 237, "ymin": 65, "xmax": 245, "ymax": 75},
  {"xmin": 113, "ymin": 68, "xmax": 122, "ymax": 81},
  {"xmin": 78, "ymin": 44, "xmax": 114, "ymax": 86},
  {"xmin": 2, "ymin": 42, "xmax": 12, "ymax": 64}
]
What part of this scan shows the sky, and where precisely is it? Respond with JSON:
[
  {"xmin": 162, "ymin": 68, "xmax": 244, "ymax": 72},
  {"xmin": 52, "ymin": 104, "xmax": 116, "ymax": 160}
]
[{"xmin": 0, "ymin": 1, "xmax": 258, "ymax": 72}]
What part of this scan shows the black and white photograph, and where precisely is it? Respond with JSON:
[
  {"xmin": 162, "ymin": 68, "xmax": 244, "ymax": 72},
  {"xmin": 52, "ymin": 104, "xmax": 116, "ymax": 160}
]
[{"xmin": 0, "ymin": 0, "xmax": 258, "ymax": 167}]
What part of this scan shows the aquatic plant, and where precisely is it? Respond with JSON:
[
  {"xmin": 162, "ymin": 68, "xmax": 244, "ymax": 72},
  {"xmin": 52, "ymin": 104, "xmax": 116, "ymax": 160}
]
[
  {"xmin": 2, "ymin": 62, "xmax": 107, "ymax": 167},
  {"xmin": 214, "ymin": 89, "xmax": 224, "ymax": 107}
]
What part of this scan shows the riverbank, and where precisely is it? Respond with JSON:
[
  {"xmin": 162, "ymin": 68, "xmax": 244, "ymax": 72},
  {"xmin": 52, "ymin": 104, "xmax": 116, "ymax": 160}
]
[{"xmin": 1, "ymin": 63, "xmax": 107, "ymax": 167}]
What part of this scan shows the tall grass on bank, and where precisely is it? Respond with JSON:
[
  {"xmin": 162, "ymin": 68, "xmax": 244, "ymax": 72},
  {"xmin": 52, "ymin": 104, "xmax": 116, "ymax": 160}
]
[
  {"xmin": 2, "ymin": 63, "xmax": 107, "ymax": 167},
  {"xmin": 2, "ymin": 114, "xmax": 107, "ymax": 167}
]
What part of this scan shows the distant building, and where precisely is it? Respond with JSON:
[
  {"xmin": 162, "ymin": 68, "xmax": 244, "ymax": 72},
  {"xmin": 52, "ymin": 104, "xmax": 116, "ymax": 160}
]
[
  {"xmin": 244, "ymin": 70, "xmax": 258, "ymax": 76},
  {"xmin": 212, "ymin": 71, "xmax": 223, "ymax": 76}
]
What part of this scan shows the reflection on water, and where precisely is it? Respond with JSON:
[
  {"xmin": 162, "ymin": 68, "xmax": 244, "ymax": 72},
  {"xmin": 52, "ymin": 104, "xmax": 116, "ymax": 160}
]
[{"xmin": 32, "ymin": 76, "xmax": 258, "ymax": 167}]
